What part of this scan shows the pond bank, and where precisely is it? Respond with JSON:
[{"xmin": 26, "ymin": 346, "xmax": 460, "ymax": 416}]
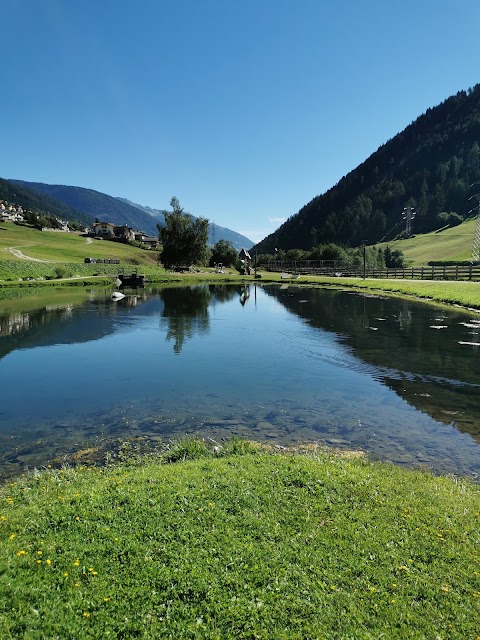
[
  {"xmin": 1, "ymin": 270, "xmax": 480, "ymax": 311},
  {"xmin": 1, "ymin": 439, "xmax": 479, "ymax": 638}
]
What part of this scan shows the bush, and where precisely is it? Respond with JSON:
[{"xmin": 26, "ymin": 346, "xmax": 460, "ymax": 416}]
[{"xmin": 54, "ymin": 266, "xmax": 72, "ymax": 279}]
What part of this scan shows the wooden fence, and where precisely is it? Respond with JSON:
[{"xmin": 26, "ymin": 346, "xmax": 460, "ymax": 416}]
[{"xmin": 264, "ymin": 261, "xmax": 480, "ymax": 282}]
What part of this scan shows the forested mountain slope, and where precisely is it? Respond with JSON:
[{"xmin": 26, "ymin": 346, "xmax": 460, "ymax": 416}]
[
  {"xmin": 254, "ymin": 84, "xmax": 480, "ymax": 253},
  {"xmin": 0, "ymin": 178, "xmax": 91, "ymax": 227},
  {"xmin": 10, "ymin": 181, "xmax": 158, "ymax": 235}
]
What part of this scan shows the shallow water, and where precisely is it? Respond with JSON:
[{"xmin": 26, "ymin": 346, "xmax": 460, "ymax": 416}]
[{"xmin": 0, "ymin": 284, "xmax": 479, "ymax": 480}]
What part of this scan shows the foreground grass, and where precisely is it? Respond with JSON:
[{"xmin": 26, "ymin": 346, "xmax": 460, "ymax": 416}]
[{"xmin": 1, "ymin": 441, "xmax": 479, "ymax": 639}]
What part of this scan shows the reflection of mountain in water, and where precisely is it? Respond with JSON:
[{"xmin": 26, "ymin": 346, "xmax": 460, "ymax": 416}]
[{"xmin": 263, "ymin": 286, "xmax": 480, "ymax": 442}]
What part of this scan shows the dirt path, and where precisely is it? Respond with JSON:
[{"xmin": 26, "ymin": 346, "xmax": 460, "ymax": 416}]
[
  {"xmin": 8, "ymin": 247, "xmax": 54, "ymax": 263},
  {"xmin": 85, "ymin": 237, "xmax": 93, "ymax": 244}
]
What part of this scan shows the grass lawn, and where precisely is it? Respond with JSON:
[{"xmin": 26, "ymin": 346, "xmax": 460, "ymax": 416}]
[
  {"xmin": 297, "ymin": 276, "xmax": 480, "ymax": 310},
  {"xmin": 0, "ymin": 222, "xmax": 159, "ymax": 266},
  {"xmin": 1, "ymin": 441, "xmax": 479, "ymax": 639},
  {"xmin": 375, "ymin": 218, "xmax": 477, "ymax": 265}
]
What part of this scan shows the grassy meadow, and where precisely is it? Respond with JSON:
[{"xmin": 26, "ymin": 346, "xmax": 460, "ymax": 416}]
[
  {"xmin": 375, "ymin": 217, "xmax": 477, "ymax": 266},
  {"xmin": 298, "ymin": 276, "xmax": 480, "ymax": 310},
  {"xmin": 0, "ymin": 222, "xmax": 159, "ymax": 266},
  {"xmin": 1, "ymin": 441, "xmax": 479, "ymax": 639}
]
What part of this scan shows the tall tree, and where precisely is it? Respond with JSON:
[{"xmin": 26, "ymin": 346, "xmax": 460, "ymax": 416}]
[
  {"xmin": 209, "ymin": 239, "xmax": 238, "ymax": 267},
  {"xmin": 159, "ymin": 197, "xmax": 209, "ymax": 268}
]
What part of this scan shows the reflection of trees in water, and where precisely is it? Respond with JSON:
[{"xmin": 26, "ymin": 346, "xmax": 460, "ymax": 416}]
[
  {"xmin": 208, "ymin": 285, "xmax": 238, "ymax": 304},
  {"xmin": 263, "ymin": 285, "xmax": 480, "ymax": 441},
  {"xmin": 160, "ymin": 285, "xmax": 245, "ymax": 353},
  {"xmin": 160, "ymin": 286, "xmax": 212, "ymax": 354}
]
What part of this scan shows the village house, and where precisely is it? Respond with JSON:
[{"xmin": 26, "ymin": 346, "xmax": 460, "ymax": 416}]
[
  {"xmin": 0, "ymin": 201, "xmax": 25, "ymax": 223},
  {"xmin": 114, "ymin": 225, "xmax": 135, "ymax": 242},
  {"xmin": 92, "ymin": 221, "xmax": 115, "ymax": 237},
  {"xmin": 92, "ymin": 222, "xmax": 135, "ymax": 242},
  {"xmin": 134, "ymin": 231, "xmax": 159, "ymax": 247}
]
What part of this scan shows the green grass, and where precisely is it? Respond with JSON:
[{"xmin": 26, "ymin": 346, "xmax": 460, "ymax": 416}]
[
  {"xmin": 300, "ymin": 276, "xmax": 480, "ymax": 309},
  {"xmin": 375, "ymin": 218, "xmax": 477, "ymax": 265},
  {"xmin": 1, "ymin": 441, "xmax": 479, "ymax": 639},
  {"xmin": 0, "ymin": 260, "xmax": 170, "ymax": 283},
  {"xmin": 0, "ymin": 222, "xmax": 159, "ymax": 266}
]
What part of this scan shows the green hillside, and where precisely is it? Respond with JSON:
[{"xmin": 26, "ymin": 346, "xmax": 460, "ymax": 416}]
[
  {"xmin": 375, "ymin": 217, "xmax": 477, "ymax": 265},
  {"xmin": 255, "ymin": 84, "xmax": 480, "ymax": 253},
  {"xmin": 0, "ymin": 222, "xmax": 159, "ymax": 266}
]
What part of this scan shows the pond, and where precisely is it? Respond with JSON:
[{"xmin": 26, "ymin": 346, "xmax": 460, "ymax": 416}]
[{"xmin": 0, "ymin": 284, "xmax": 479, "ymax": 481}]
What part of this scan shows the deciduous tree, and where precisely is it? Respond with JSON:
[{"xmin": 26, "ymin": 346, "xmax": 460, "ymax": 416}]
[{"xmin": 159, "ymin": 197, "xmax": 209, "ymax": 268}]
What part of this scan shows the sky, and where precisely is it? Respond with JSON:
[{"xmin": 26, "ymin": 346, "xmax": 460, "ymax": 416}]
[{"xmin": 2, "ymin": 0, "xmax": 479, "ymax": 243}]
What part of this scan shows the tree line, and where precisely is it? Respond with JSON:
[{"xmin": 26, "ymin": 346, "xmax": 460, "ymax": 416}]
[
  {"xmin": 256, "ymin": 243, "xmax": 405, "ymax": 269},
  {"xmin": 158, "ymin": 198, "xmax": 405, "ymax": 271}
]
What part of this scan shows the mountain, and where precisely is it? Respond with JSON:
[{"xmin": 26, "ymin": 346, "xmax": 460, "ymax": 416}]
[
  {"xmin": 0, "ymin": 177, "xmax": 91, "ymax": 227},
  {"xmin": 116, "ymin": 197, "xmax": 253, "ymax": 250},
  {"xmin": 115, "ymin": 197, "xmax": 166, "ymax": 227},
  {"xmin": 9, "ymin": 181, "xmax": 159, "ymax": 236},
  {"xmin": 254, "ymin": 84, "xmax": 480, "ymax": 253},
  {"xmin": 8, "ymin": 181, "xmax": 254, "ymax": 250}
]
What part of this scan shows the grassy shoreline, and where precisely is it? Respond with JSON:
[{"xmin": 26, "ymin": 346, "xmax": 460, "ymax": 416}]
[
  {"xmin": 2, "ymin": 268, "xmax": 479, "ymax": 313},
  {"xmin": 1, "ymin": 440, "xmax": 479, "ymax": 639}
]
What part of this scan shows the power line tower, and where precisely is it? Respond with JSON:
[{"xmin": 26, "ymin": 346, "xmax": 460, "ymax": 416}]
[
  {"xmin": 402, "ymin": 207, "xmax": 416, "ymax": 237},
  {"xmin": 469, "ymin": 184, "xmax": 480, "ymax": 264}
]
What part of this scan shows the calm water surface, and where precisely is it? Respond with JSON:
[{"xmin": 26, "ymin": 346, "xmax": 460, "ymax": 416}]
[{"xmin": 0, "ymin": 284, "xmax": 479, "ymax": 480}]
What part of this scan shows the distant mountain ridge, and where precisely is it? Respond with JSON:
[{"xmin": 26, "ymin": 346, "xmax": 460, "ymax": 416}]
[
  {"xmin": 9, "ymin": 180, "xmax": 253, "ymax": 250},
  {"xmin": 9, "ymin": 181, "xmax": 165, "ymax": 237},
  {"xmin": 0, "ymin": 177, "xmax": 91, "ymax": 227},
  {"xmin": 115, "ymin": 197, "xmax": 167, "ymax": 227},
  {"xmin": 254, "ymin": 84, "xmax": 480, "ymax": 253}
]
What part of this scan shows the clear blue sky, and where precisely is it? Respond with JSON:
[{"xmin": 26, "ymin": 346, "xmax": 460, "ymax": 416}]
[{"xmin": 2, "ymin": 0, "xmax": 479, "ymax": 242}]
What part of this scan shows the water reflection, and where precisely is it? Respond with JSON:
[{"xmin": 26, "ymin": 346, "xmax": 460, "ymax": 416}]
[
  {"xmin": 160, "ymin": 285, "xmax": 247, "ymax": 352},
  {"xmin": 263, "ymin": 286, "xmax": 480, "ymax": 442},
  {"xmin": 161, "ymin": 286, "xmax": 211, "ymax": 353},
  {"xmin": 0, "ymin": 284, "xmax": 480, "ymax": 480}
]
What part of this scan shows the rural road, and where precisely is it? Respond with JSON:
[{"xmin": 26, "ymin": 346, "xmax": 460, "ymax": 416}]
[{"xmin": 8, "ymin": 247, "xmax": 53, "ymax": 263}]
